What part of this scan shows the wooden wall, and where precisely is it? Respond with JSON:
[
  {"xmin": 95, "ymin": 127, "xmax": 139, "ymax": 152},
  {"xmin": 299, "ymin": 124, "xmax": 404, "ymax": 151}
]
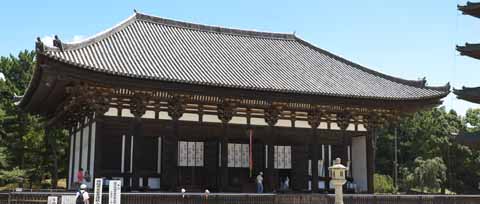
[{"xmin": 94, "ymin": 116, "xmax": 364, "ymax": 192}]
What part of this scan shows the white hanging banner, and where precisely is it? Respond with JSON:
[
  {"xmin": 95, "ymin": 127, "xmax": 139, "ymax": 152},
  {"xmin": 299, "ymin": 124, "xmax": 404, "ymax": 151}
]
[
  {"xmin": 47, "ymin": 196, "xmax": 58, "ymax": 204},
  {"xmin": 108, "ymin": 180, "xmax": 121, "ymax": 204},
  {"xmin": 94, "ymin": 178, "xmax": 103, "ymax": 204}
]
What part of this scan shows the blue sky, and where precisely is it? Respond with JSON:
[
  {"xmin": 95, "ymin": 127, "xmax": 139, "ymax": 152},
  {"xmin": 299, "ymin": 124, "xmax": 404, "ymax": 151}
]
[{"xmin": 0, "ymin": 0, "xmax": 478, "ymax": 115}]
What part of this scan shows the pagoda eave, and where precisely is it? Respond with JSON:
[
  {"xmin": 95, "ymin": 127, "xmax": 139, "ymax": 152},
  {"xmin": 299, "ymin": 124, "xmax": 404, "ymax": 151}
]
[
  {"xmin": 453, "ymin": 87, "xmax": 480, "ymax": 104},
  {"xmin": 457, "ymin": 44, "xmax": 480, "ymax": 60},
  {"xmin": 458, "ymin": 2, "xmax": 480, "ymax": 18}
]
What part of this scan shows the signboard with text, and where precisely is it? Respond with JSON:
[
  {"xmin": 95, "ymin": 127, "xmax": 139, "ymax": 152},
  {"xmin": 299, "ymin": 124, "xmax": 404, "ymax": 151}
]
[
  {"xmin": 94, "ymin": 178, "xmax": 103, "ymax": 204},
  {"xmin": 47, "ymin": 196, "xmax": 58, "ymax": 204},
  {"xmin": 108, "ymin": 180, "xmax": 121, "ymax": 204},
  {"xmin": 61, "ymin": 196, "xmax": 76, "ymax": 204}
]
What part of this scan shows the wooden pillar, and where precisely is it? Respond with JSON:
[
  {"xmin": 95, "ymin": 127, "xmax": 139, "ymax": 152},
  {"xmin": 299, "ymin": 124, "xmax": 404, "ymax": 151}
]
[
  {"xmin": 166, "ymin": 94, "xmax": 186, "ymax": 191},
  {"xmin": 264, "ymin": 104, "xmax": 282, "ymax": 192},
  {"xmin": 123, "ymin": 134, "xmax": 132, "ymax": 189},
  {"xmin": 171, "ymin": 118, "xmax": 180, "ymax": 190},
  {"xmin": 220, "ymin": 122, "xmax": 229, "ymax": 191},
  {"xmin": 337, "ymin": 113, "xmax": 351, "ymax": 168},
  {"xmin": 78, "ymin": 121, "xmax": 84, "ymax": 172},
  {"xmin": 130, "ymin": 119, "xmax": 143, "ymax": 190},
  {"xmin": 129, "ymin": 93, "xmax": 149, "ymax": 190},
  {"xmin": 217, "ymin": 99, "xmax": 236, "ymax": 192},
  {"xmin": 266, "ymin": 126, "xmax": 276, "ymax": 191},
  {"xmin": 366, "ymin": 128, "xmax": 375, "ymax": 193},
  {"xmin": 93, "ymin": 115, "xmax": 104, "ymax": 189},
  {"xmin": 86, "ymin": 114, "xmax": 94, "ymax": 178},
  {"xmin": 67, "ymin": 125, "xmax": 75, "ymax": 190},
  {"xmin": 310, "ymin": 128, "xmax": 319, "ymax": 192},
  {"xmin": 307, "ymin": 108, "xmax": 321, "ymax": 193},
  {"xmin": 364, "ymin": 113, "xmax": 381, "ymax": 194}
]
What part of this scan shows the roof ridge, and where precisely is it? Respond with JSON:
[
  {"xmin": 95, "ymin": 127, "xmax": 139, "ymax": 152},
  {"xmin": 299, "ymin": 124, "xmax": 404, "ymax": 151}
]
[
  {"xmin": 37, "ymin": 13, "xmax": 138, "ymax": 52},
  {"xmin": 36, "ymin": 12, "xmax": 296, "ymax": 53},
  {"xmin": 293, "ymin": 36, "xmax": 450, "ymax": 92},
  {"xmin": 135, "ymin": 12, "xmax": 296, "ymax": 40}
]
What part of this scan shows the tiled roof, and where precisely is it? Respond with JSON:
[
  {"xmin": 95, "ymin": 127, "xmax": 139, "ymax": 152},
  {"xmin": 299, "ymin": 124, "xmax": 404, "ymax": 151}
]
[
  {"xmin": 38, "ymin": 12, "xmax": 449, "ymax": 101},
  {"xmin": 453, "ymin": 86, "xmax": 480, "ymax": 104}
]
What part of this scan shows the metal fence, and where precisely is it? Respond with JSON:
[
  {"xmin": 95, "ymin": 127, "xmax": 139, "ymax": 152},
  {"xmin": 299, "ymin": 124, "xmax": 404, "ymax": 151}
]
[{"xmin": 1, "ymin": 192, "xmax": 480, "ymax": 204}]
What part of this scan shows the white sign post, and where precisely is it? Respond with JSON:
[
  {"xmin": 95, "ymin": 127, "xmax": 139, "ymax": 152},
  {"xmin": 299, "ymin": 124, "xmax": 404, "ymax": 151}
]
[
  {"xmin": 108, "ymin": 180, "xmax": 121, "ymax": 204},
  {"xmin": 47, "ymin": 196, "xmax": 58, "ymax": 204},
  {"xmin": 94, "ymin": 178, "xmax": 103, "ymax": 204}
]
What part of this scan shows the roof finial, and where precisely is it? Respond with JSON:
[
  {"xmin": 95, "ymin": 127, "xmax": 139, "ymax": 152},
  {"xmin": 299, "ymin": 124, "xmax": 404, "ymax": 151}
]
[
  {"xmin": 134, "ymin": 9, "xmax": 137, "ymax": 13},
  {"xmin": 293, "ymin": 30, "xmax": 296, "ymax": 36},
  {"xmin": 53, "ymin": 35, "xmax": 63, "ymax": 51}
]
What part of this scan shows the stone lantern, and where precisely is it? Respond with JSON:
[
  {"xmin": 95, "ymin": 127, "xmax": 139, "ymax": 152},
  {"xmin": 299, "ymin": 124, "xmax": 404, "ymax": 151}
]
[{"xmin": 329, "ymin": 158, "xmax": 347, "ymax": 204}]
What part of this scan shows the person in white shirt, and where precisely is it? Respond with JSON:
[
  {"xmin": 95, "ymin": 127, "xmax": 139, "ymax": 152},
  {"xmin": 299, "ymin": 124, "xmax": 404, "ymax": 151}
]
[
  {"xmin": 76, "ymin": 184, "xmax": 90, "ymax": 204},
  {"xmin": 256, "ymin": 172, "xmax": 264, "ymax": 193},
  {"xmin": 284, "ymin": 176, "xmax": 289, "ymax": 190}
]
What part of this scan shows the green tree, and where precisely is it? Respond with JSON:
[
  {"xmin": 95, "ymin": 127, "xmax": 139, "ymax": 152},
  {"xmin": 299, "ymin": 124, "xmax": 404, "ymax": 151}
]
[
  {"xmin": 465, "ymin": 108, "xmax": 480, "ymax": 132},
  {"xmin": 374, "ymin": 174, "xmax": 396, "ymax": 194},
  {"xmin": 0, "ymin": 50, "xmax": 68, "ymax": 189},
  {"xmin": 406, "ymin": 157, "xmax": 446, "ymax": 193},
  {"xmin": 376, "ymin": 107, "xmax": 480, "ymax": 194}
]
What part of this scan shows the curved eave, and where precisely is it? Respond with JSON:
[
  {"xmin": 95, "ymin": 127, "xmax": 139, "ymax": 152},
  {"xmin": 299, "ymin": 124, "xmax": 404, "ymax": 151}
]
[
  {"xmin": 458, "ymin": 2, "xmax": 480, "ymax": 18},
  {"xmin": 453, "ymin": 87, "xmax": 480, "ymax": 104},
  {"xmin": 41, "ymin": 52, "xmax": 449, "ymax": 102},
  {"xmin": 457, "ymin": 44, "xmax": 480, "ymax": 60},
  {"xmin": 18, "ymin": 55, "xmax": 44, "ymax": 111}
]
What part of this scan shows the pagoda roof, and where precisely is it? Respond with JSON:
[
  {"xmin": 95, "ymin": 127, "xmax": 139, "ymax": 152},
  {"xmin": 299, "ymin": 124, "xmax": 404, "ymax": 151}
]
[
  {"xmin": 458, "ymin": 1, "xmax": 480, "ymax": 18},
  {"xmin": 457, "ymin": 43, "xmax": 480, "ymax": 60},
  {"xmin": 33, "ymin": 12, "xmax": 449, "ymax": 102},
  {"xmin": 453, "ymin": 86, "xmax": 480, "ymax": 104}
]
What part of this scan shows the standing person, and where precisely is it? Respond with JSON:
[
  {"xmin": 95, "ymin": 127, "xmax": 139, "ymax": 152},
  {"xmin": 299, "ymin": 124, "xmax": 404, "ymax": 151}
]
[
  {"xmin": 76, "ymin": 184, "xmax": 90, "ymax": 204},
  {"xmin": 256, "ymin": 172, "xmax": 264, "ymax": 193},
  {"xmin": 84, "ymin": 170, "xmax": 91, "ymax": 183},
  {"xmin": 77, "ymin": 168, "xmax": 84, "ymax": 188},
  {"xmin": 284, "ymin": 176, "xmax": 289, "ymax": 190}
]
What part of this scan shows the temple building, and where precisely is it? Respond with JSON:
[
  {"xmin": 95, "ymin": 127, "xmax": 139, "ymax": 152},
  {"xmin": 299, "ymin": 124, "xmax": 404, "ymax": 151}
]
[
  {"xmin": 455, "ymin": 1, "xmax": 480, "ymax": 103},
  {"xmin": 19, "ymin": 12, "xmax": 449, "ymax": 193}
]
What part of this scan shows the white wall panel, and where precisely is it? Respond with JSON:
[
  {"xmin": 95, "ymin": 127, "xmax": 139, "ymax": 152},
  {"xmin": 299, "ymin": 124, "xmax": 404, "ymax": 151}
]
[
  {"xmin": 73, "ymin": 128, "xmax": 81, "ymax": 183},
  {"xmin": 81, "ymin": 125, "xmax": 89, "ymax": 172},
  {"xmin": 352, "ymin": 136, "xmax": 368, "ymax": 192},
  {"xmin": 68, "ymin": 133, "xmax": 74, "ymax": 188}
]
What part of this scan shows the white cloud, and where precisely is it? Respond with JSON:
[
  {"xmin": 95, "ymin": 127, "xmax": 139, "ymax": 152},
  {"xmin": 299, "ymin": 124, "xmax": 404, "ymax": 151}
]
[
  {"xmin": 40, "ymin": 35, "xmax": 54, "ymax": 47},
  {"xmin": 0, "ymin": 72, "xmax": 5, "ymax": 81},
  {"xmin": 71, "ymin": 35, "xmax": 85, "ymax": 43}
]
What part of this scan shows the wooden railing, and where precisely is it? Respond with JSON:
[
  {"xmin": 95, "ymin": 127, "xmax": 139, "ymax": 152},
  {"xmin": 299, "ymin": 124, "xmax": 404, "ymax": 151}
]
[{"xmin": 1, "ymin": 192, "xmax": 480, "ymax": 204}]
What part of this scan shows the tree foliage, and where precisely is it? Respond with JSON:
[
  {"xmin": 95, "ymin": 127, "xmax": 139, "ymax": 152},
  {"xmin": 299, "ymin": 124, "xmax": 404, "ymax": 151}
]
[
  {"xmin": 0, "ymin": 50, "xmax": 68, "ymax": 189},
  {"xmin": 377, "ymin": 107, "xmax": 480, "ymax": 194},
  {"xmin": 405, "ymin": 157, "xmax": 446, "ymax": 193},
  {"xmin": 466, "ymin": 108, "xmax": 480, "ymax": 132},
  {"xmin": 374, "ymin": 174, "xmax": 396, "ymax": 193}
]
